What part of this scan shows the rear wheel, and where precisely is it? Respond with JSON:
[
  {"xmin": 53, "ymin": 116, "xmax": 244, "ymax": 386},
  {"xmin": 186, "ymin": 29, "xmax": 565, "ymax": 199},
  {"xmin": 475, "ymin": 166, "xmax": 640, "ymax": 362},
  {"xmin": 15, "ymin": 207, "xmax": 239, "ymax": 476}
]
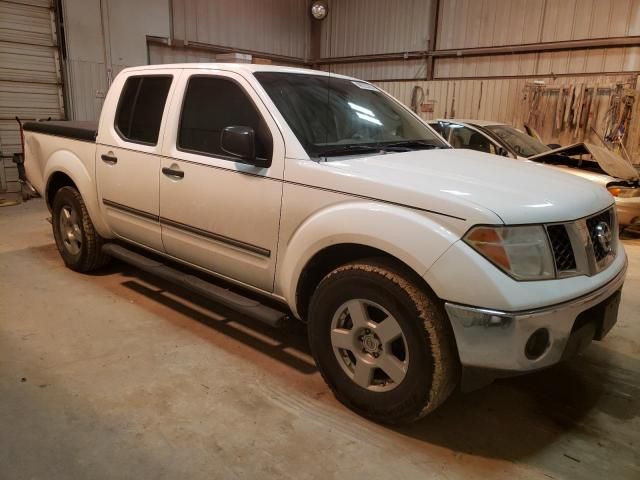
[
  {"xmin": 52, "ymin": 186, "xmax": 109, "ymax": 272},
  {"xmin": 308, "ymin": 259, "xmax": 459, "ymax": 424}
]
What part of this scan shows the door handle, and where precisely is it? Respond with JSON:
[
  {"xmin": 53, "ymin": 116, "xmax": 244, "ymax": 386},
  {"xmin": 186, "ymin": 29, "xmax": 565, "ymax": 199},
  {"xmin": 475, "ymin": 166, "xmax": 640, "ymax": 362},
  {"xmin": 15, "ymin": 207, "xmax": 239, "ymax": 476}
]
[
  {"xmin": 101, "ymin": 153, "xmax": 118, "ymax": 165},
  {"xmin": 162, "ymin": 166, "xmax": 184, "ymax": 179}
]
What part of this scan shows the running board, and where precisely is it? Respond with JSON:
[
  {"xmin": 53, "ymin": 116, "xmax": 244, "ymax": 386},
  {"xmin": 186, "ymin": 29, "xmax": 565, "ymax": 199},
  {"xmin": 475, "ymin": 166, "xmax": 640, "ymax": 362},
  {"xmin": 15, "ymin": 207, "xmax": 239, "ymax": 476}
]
[{"xmin": 102, "ymin": 243, "xmax": 288, "ymax": 328}]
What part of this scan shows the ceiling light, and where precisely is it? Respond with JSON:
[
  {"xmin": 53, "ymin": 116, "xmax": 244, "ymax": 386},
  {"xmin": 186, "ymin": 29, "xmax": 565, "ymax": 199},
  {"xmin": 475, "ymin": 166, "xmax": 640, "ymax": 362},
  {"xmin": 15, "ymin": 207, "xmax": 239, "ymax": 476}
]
[{"xmin": 311, "ymin": 1, "xmax": 328, "ymax": 20}]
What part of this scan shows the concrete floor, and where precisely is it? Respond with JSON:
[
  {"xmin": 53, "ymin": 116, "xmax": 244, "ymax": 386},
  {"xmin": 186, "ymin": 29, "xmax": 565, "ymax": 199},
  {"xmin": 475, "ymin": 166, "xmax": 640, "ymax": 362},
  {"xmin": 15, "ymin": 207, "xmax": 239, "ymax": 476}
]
[{"xmin": 1, "ymin": 199, "xmax": 638, "ymax": 480}]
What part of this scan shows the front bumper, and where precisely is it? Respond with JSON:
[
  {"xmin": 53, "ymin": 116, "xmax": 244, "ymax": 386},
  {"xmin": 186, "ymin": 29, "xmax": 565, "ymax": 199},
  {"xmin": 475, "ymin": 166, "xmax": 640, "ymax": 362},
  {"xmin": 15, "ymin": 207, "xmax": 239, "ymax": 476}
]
[{"xmin": 445, "ymin": 259, "xmax": 627, "ymax": 388}]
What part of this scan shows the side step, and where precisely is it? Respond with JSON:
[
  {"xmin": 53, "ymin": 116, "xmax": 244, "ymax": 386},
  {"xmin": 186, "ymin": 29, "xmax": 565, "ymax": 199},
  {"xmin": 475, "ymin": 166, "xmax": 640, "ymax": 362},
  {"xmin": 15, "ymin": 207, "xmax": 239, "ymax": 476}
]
[{"xmin": 102, "ymin": 243, "xmax": 288, "ymax": 328}]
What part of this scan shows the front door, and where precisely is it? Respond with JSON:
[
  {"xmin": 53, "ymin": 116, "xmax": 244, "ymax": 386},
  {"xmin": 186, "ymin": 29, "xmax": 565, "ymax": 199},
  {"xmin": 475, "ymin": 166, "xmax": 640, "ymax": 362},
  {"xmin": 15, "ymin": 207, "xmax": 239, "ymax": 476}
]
[
  {"xmin": 96, "ymin": 71, "xmax": 175, "ymax": 251},
  {"xmin": 159, "ymin": 70, "xmax": 284, "ymax": 292}
]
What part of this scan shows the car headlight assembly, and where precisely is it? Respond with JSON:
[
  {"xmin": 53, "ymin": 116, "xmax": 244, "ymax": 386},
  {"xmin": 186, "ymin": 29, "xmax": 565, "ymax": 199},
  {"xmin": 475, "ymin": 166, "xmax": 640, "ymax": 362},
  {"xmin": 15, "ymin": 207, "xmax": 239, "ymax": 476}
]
[
  {"xmin": 464, "ymin": 225, "xmax": 555, "ymax": 280},
  {"xmin": 607, "ymin": 186, "xmax": 640, "ymax": 198}
]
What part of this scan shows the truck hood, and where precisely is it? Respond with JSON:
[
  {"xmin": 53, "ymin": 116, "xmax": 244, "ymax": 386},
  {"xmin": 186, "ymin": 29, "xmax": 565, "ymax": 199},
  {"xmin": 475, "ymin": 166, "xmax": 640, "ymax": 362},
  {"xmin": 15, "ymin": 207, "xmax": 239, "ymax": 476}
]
[
  {"xmin": 314, "ymin": 148, "xmax": 614, "ymax": 225},
  {"xmin": 529, "ymin": 142, "xmax": 639, "ymax": 181}
]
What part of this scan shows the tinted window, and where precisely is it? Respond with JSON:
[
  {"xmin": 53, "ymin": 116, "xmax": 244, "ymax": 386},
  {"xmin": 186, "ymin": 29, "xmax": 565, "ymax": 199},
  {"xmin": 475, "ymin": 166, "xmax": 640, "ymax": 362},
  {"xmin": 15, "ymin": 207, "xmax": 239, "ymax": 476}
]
[
  {"xmin": 255, "ymin": 72, "xmax": 446, "ymax": 158},
  {"xmin": 115, "ymin": 76, "xmax": 172, "ymax": 145},
  {"xmin": 178, "ymin": 76, "xmax": 272, "ymax": 160},
  {"xmin": 447, "ymin": 124, "xmax": 495, "ymax": 153}
]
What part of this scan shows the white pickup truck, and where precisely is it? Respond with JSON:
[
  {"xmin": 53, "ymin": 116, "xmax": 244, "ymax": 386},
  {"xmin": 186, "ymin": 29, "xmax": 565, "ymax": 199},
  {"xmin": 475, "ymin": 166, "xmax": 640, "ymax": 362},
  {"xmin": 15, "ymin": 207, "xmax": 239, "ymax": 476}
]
[{"xmin": 23, "ymin": 64, "xmax": 627, "ymax": 423}]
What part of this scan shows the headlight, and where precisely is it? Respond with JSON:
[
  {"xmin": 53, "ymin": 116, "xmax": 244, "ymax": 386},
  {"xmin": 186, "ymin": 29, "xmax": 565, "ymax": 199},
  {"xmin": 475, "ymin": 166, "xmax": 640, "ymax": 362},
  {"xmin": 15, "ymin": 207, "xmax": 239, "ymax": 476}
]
[
  {"xmin": 607, "ymin": 186, "xmax": 640, "ymax": 198},
  {"xmin": 464, "ymin": 225, "xmax": 555, "ymax": 280}
]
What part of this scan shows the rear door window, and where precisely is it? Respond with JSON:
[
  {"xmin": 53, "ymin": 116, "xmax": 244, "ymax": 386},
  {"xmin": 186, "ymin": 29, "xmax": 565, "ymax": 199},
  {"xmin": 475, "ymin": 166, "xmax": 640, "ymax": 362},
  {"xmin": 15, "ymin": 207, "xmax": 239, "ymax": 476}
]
[
  {"xmin": 177, "ymin": 76, "xmax": 272, "ymax": 161},
  {"xmin": 115, "ymin": 75, "xmax": 173, "ymax": 145}
]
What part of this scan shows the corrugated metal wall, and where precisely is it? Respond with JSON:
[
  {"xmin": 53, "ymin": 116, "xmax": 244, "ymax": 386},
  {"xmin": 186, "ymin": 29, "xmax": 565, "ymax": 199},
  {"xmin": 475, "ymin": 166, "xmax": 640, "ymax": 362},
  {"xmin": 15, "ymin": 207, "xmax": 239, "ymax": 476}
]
[
  {"xmin": 62, "ymin": 0, "xmax": 170, "ymax": 121},
  {"xmin": 0, "ymin": 0, "xmax": 64, "ymax": 194},
  {"xmin": 435, "ymin": 47, "xmax": 640, "ymax": 79},
  {"xmin": 320, "ymin": 0, "xmax": 433, "ymax": 57},
  {"xmin": 438, "ymin": 0, "xmax": 640, "ymax": 50},
  {"xmin": 321, "ymin": 59, "xmax": 427, "ymax": 81},
  {"xmin": 172, "ymin": 0, "xmax": 309, "ymax": 58}
]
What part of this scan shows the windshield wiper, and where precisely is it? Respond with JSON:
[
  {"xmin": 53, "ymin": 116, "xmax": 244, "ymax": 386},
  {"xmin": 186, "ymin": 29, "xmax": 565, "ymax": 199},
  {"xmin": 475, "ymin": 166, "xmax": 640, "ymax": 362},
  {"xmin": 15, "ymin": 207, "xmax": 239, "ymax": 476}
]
[
  {"xmin": 318, "ymin": 145, "xmax": 381, "ymax": 158},
  {"xmin": 380, "ymin": 140, "xmax": 445, "ymax": 152}
]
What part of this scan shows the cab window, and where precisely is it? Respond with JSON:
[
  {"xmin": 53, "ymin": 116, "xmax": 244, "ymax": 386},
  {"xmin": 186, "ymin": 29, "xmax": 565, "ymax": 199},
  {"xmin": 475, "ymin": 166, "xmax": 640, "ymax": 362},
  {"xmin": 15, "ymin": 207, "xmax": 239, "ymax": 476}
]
[
  {"xmin": 178, "ymin": 76, "xmax": 272, "ymax": 161},
  {"xmin": 115, "ymin": 75, "xmax": 172, "ymax": 145}
]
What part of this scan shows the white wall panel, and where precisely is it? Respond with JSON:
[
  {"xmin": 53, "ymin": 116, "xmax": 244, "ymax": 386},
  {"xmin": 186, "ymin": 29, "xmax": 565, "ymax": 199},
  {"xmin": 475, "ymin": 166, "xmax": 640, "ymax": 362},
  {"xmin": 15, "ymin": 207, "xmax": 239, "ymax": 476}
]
[{"xmin": 172, "ymin": 0, "xmax": 309, "ymax": 59}]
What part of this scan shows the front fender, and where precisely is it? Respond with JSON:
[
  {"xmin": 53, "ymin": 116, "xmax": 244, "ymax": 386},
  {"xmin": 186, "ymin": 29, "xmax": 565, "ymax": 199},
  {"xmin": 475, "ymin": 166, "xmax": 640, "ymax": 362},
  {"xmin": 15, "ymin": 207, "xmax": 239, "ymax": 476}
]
[
  {"xmin": 275, "ymin": 201, "xmax": 463, "ymax": 317},
  {"xmin": 44, "ymin": 149, "xmax": 112, "ymax": 238}
]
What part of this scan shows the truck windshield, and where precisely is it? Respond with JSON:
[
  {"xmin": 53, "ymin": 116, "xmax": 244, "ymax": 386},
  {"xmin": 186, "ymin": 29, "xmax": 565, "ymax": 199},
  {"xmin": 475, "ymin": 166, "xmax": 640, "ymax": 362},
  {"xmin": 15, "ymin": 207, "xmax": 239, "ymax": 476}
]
[
  {"xmin": 484, "ymin": 125, "xmax": 551, "ymax": 158},
  {"xmin": 255, "ymin": 72, "xmax": 447, "ymax": 158}
]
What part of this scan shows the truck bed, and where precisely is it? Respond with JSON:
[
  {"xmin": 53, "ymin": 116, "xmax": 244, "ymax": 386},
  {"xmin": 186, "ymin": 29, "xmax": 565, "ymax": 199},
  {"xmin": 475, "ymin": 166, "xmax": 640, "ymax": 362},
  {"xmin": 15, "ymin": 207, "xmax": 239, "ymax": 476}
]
[{"xmin": 23, "ymin": 120, "xmax": 98, "ymax": 142}]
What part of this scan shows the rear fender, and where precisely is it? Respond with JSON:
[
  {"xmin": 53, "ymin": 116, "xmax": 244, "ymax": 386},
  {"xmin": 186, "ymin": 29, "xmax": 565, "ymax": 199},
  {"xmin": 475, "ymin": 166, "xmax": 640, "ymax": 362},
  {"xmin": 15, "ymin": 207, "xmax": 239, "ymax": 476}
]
[{"xmin": 43, "ymin": 150, "xmax": 112, "ymax": 238}]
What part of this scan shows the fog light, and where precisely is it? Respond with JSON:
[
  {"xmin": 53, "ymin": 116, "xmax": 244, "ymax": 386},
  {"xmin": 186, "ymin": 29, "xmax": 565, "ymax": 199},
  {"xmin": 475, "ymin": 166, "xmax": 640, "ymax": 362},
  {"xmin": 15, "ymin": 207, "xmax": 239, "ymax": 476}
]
[{"xmin": 525, "ymin": 328, "xmax": 550, "ymax": 360}]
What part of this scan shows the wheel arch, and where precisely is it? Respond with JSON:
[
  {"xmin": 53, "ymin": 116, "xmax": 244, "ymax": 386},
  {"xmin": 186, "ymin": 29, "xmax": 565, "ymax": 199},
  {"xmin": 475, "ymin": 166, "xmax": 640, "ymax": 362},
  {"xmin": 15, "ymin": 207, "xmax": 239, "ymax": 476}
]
[
  {"xmin": 294, "ymin": 243, "xmax": 439, "ymax": 321},
  {"xmin": 277, "ymin": 201, "xmax": 461, "ymax": 320},
  {"xmin": 43, "ymin": 150, "xmax": 112, "ymax": 238}
]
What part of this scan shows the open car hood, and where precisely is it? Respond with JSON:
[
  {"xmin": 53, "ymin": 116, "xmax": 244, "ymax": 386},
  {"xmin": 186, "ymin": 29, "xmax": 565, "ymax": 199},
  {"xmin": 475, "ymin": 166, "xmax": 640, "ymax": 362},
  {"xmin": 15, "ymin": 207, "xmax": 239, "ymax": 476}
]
[{"xmin": 529, "ymin": 142, "xmax": 639, "ymax": 181}]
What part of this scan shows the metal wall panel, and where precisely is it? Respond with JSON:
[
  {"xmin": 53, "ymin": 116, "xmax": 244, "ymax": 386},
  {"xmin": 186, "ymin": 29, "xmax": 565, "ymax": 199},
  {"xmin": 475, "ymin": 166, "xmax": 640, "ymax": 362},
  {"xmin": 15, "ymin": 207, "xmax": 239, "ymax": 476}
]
[
  {"xmin": 438, "ymin": 0, "xmax": 640, "ymax": 50},
  {"xmin": 172, "ymin": 0, "xmax": 309, "ymax": 59},
  {"xmin": 322, "ymin": 59, "xmax": 427, "ymax": 81},
  {"xmin": 319, "ymin": 0, "xmax": 434, "ymax": 58},
  {"xmin": 149, "ymin": 42, "xmax": 219, "ymax": 64},
  {"xmin": 0, "ymin": 0, "xmax": 63, "ymax": 193}
]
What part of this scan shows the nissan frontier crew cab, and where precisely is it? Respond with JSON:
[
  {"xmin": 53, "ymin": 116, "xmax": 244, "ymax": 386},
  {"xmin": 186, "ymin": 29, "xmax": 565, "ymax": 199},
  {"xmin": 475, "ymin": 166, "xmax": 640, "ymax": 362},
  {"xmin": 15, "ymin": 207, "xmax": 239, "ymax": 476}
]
[{"xmin": 23, "ymin": 64, "xmax": 627, "ymax": 424}]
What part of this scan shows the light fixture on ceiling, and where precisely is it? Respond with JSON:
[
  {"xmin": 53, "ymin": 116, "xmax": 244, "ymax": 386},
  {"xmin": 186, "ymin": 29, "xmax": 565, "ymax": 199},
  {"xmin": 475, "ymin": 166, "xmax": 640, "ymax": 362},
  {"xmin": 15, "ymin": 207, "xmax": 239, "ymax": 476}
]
[{"xmin": 311, "ymin": 1, "xmax": 328, "ymax": 20}]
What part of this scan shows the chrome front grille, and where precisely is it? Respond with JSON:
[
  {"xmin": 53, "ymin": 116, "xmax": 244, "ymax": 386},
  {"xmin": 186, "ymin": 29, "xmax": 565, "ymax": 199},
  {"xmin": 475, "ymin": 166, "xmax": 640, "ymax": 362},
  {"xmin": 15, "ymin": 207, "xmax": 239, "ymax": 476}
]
[
  {"xmin": 586, "ymin": 209, "xmax": 614, "ymax": 262},
  {"xmin": 546, "ymin": 207, "xmax": 617, "ymax": 277},
  {"xmin": 546, "ymin": 224, "xmax": 577, "ymax": 272}
]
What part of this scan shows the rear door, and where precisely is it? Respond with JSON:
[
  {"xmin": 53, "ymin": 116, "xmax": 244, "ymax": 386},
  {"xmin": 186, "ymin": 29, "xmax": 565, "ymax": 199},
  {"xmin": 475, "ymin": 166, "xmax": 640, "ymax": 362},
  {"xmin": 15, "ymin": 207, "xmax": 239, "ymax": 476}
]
[
  {"xmin": 96, "ymin": 70, "xmax": 176, "ymax": 251},
  {"xmin": 159, "ymin": 70, "xmax": 285, "ymax": 292}
]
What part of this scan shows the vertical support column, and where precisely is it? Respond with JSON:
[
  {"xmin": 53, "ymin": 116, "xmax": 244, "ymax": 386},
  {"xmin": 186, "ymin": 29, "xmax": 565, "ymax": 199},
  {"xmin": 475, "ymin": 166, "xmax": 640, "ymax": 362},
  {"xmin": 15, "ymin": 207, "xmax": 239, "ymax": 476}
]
[
  {"xmin": 309, "ymin": 1, "xmax": 322, "ymax": 65},
  {"xmin": 426, "ymin": 0, "xmax": 440, "ymax": 81},
  {"xmin": 627, "ymin": 75, "xmax": 640, "ymax": 165}
]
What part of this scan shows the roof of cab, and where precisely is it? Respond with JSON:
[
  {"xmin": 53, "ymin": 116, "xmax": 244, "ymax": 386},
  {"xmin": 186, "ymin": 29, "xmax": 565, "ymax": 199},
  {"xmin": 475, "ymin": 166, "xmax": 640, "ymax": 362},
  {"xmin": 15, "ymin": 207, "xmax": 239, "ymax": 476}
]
[{"xmin": 120, "ymin": 63, "xmax": 358, "ymax": 81}]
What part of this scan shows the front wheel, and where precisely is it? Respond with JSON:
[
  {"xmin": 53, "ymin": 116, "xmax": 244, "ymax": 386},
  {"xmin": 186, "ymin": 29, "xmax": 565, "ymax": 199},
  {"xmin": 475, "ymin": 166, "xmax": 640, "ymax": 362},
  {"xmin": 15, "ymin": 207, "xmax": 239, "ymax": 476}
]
[
  {"xmin": 308, "ymin": 259, "xmax": 459, "ymax": 424},
  {"xmin": 52, "ymin": 186, "xmax": 109, "ymax": 272}
]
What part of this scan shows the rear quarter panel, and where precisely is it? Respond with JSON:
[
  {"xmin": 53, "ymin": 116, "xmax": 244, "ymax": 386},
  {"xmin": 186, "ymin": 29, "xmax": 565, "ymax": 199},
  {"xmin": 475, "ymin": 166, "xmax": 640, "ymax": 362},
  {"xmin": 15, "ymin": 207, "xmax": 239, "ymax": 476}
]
[{"xmin": 24, "ymin": 131, "xmax": 111, "ymax": 237}]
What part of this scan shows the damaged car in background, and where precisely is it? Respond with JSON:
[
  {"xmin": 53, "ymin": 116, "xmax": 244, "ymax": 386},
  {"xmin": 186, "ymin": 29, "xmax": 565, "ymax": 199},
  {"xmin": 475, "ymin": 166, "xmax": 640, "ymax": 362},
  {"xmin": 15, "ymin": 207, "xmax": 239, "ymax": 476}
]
[{"xmin": 430, "ymin": 119, "xmax": 640, "ymax": 228}]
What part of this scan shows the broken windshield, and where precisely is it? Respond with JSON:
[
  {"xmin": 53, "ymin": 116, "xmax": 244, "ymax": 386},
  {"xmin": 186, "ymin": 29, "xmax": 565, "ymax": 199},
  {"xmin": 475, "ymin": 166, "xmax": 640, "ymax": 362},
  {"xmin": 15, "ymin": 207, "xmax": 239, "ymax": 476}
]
[
  {"xmin": 484, "ymin": 125, "xmax": 550, "ymax": 158},
  {"xmin": 255, "ymin": 72, "xmax": 447, "ymax": 158}
]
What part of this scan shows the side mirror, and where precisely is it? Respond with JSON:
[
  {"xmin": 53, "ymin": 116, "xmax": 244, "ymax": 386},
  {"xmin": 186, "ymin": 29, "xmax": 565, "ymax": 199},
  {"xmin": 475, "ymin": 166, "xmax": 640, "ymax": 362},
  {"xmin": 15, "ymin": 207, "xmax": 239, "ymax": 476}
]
[{"xmin": 220, "ymin": 126, "xmax": 271, "ymax": 168}]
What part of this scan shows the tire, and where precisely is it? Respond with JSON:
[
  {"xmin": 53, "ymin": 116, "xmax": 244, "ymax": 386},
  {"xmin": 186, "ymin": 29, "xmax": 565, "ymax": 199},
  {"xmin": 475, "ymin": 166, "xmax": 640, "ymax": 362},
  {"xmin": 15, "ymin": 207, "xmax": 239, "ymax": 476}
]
[
  {"xmin": 307, "ymin": 258, "xmax": 459, "ymax": 424},
  {"xmin": 51, "ymin": 186, "xmax": 109, "ymax": 272}
]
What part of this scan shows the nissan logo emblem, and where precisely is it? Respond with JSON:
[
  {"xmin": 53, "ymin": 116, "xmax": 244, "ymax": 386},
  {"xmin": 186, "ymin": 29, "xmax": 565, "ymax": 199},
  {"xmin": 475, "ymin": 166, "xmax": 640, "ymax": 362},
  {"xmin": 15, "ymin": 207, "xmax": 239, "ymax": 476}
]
[{"xmin": 595, "ymin": 221, "xmax": 613, "ymax": 253}]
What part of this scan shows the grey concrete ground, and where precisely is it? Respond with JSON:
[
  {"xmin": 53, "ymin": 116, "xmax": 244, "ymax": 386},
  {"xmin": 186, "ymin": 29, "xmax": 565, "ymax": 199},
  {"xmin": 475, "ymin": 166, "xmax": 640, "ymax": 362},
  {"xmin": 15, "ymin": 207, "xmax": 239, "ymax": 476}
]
[{"xmin": 1, "ymin": 199, "xmax": 638, "ymax": 480}]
